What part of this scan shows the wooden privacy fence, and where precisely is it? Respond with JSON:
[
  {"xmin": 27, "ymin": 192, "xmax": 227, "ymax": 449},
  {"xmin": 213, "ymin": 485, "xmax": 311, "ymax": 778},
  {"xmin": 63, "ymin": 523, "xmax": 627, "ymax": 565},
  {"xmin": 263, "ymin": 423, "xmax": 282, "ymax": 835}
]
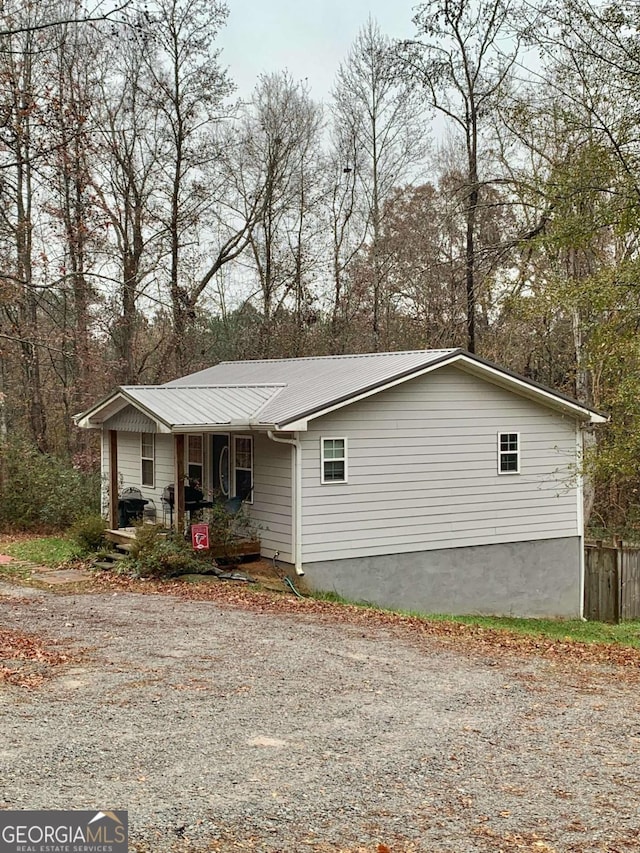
[{"xmin": 584, "ymin": 541, "xmax": 640, "ymax": 623}]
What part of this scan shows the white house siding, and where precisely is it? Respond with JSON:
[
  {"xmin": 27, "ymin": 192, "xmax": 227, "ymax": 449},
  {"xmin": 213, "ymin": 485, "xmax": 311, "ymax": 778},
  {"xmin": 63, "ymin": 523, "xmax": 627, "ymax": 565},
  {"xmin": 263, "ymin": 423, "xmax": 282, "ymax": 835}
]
[
  {"xmin": 299, "ymin": 365, "xmax": 579, "ymax": 563},
  {"xmin": 249, "ymin": 434, "xmax": 293, "ymax": 562},
  {"xmin": 101, "ymin": 428, "xmax": 293, "ymax": 555},
  {"xmin": 101, "ymin": 405, "xmax": 157, "ymax": 433},
  {"xmin": 101, "ymin": 428, "xmax": 174, "ymax": 521}
]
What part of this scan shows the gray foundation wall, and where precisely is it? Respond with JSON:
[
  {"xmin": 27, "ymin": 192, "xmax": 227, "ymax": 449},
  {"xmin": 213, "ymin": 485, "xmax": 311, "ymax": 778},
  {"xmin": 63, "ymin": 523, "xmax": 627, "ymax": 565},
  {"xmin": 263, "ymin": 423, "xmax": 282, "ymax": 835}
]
[{"xmin": 301, "ymin": 537, "xmax": 582, "ymax": 618}]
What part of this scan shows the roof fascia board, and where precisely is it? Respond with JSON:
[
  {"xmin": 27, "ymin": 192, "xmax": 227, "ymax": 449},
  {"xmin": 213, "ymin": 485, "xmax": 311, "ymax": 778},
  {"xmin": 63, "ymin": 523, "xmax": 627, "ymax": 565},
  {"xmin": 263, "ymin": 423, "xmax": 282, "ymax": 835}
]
[
  {"xmin": 278, "ymin": 351, "xmax": 606, "ymax": 428},
  {"xmin": 75, "ymin": 390, "xmax": 132, "ymax": 429},
  {"xmin": 454, "ymin": 356, "xmax": 607, "ymax": 423},
  {"xmin": 171, "ymin": 423, "xmax": 277, "ymax": 433},
  {"xmin": 75, "ymin": 389, "xmax": 173, "ymax": 432}
]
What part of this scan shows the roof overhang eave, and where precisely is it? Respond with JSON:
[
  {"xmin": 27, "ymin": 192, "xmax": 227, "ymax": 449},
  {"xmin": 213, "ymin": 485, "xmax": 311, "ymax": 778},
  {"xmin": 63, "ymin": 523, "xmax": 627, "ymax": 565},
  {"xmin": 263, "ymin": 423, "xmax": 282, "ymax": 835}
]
[
  {"xmin": 275, "ymin": 350, "xmax": 608, "ymax": 428},
  {"xmin": 453, "ymin": 355, "xmax": 608, "ymax": 424},
  {"xmin": 276, "ymin": 419, "xmax": 308, "ymax": 431},
  {"xmin": 74, "ymin": 388, "xmax": 173, "ymax": 432},
  {"xmin": 171, "ymin": 421, "xmax": 279, "ymax": 433}
]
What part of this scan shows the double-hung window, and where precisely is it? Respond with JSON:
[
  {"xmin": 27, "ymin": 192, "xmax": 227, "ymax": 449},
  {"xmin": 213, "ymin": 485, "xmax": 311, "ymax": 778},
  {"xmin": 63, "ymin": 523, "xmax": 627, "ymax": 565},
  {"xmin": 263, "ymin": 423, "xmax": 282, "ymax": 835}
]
[
  {"xmin": 321, "ymin": 437, "xmax": 347, "ymax": 483},
  {"xmin": 187, "ymin": 435, "xmax": 204, "ymax": 485},
  {"xmin": 141, "ymin": 433, "xmax": 155, "ymax": 486},
  {"xmin": 234, "ymin": 436, "xmax": 253, "ymax": 502},
  {"xmin": 498, "ymin": 432, "xmax": 520, "ymax": 474}
]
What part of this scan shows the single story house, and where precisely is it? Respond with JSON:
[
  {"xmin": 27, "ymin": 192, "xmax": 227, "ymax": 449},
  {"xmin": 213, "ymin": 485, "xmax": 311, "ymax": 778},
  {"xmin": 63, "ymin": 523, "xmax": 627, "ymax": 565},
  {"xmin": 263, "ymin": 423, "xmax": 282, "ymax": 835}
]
[{"xmin": 75, "ymin": 348, "xmax": 606, "ymax": 618}]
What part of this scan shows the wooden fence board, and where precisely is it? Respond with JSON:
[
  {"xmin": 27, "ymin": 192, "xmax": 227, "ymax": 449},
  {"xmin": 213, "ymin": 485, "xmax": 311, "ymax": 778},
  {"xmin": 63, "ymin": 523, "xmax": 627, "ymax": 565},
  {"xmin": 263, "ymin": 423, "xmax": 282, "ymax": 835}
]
[
  {"xmin": 620, "ymin": 547, "xmax": 640, "ymax": 621},
  {"xmin": 584, "ymin": 542, "xmax": 640, "ymax": 622}
]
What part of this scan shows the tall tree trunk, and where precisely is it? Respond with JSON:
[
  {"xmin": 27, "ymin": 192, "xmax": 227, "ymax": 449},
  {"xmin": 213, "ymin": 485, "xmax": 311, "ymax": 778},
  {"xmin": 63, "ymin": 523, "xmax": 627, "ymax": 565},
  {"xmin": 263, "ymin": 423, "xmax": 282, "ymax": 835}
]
[{"xmin": 465, "ymin": 112, "xmax": 478, "ymax": 354}]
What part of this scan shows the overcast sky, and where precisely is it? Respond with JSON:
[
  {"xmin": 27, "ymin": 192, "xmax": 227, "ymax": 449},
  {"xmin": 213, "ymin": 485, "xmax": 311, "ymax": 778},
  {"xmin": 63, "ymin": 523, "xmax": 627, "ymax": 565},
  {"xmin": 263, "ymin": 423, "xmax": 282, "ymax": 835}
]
[{"xmin": 219, "ymin": 0, "xmax": 419, "ymax": 101}]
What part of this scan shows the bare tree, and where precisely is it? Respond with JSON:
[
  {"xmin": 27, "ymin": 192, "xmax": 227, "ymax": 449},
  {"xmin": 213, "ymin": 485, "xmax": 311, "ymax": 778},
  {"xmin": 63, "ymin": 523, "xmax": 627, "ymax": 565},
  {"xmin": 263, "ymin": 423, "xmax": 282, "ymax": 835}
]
[
  {"xmin": 0, "ymin": 1, "xmax": 53, "ymax": 448},
  {"xmin": 0, "ymin": 0, "xmax": 134, "ymax": 38},
  {"xmin": 89, "ymin": 23, "xmax": 166, "ymax": 384},
  {"xmin": 142, "ymin": 0, "xmax": 236, "ymax": 374},
  {"xmin": 323, "ymin": 128, "xmax": 364, "ymax": 343},
  {"xmin": 398, "ymin": 0, "xmax": 524, "ymax": 353},
  {"xmin": 236, "ymin": 72, "xmax": 324, "ymax": 356},
  {"xmin": 42, "ymin": 13, "xmax": 103, "ymax": 436},
  {"xmin": 333, "ymin": 17, "xmax": 428, "ymax": 350}
]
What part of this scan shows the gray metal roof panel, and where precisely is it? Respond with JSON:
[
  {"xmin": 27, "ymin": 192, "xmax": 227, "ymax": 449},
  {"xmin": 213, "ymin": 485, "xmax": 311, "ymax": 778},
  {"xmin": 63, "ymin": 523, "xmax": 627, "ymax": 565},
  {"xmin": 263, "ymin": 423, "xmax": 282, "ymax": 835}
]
[
  {"xmin": 120, "ymin": 384, "xmax": 284, "ymax": 427},
  {"xmin": 166, "ymin": 349, "xmax": 460, "ymax": 425}
]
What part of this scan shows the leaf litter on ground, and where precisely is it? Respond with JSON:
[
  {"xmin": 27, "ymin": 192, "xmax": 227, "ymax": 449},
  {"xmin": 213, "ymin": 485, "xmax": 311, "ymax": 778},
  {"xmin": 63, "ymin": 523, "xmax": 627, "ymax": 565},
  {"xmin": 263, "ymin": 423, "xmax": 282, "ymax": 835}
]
[
  {"xmin": 0, "ymin": 627, "xmax": 76, "ymax": 688},
  {"xmin": 89, "ymin": 573, "xmax": 640, "ymax": 675}
]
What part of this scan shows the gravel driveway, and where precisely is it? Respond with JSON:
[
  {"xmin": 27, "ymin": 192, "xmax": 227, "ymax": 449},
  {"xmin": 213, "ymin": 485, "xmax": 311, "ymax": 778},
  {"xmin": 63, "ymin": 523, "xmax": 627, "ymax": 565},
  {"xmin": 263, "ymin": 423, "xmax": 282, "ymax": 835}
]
[{"xmin": 0, "ymin": 580, "xmax": 639, "ymax": 853}]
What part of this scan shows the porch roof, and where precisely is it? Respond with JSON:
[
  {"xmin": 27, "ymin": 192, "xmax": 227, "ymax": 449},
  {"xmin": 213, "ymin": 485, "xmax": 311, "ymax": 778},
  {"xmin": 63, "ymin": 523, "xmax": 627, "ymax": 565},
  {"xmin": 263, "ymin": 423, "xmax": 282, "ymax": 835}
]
[{"xmin": 75, "ymin": 384, "xmax": 285, "ymax": 432}]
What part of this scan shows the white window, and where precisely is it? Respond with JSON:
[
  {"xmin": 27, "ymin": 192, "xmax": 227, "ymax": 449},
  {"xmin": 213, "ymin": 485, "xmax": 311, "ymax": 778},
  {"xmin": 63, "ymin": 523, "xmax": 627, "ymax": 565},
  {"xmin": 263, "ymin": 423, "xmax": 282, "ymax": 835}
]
[
  {"xmin": 234, "ymin": 436, "xmax": 253, "ymax": 502},
  {"xmin": 321, "ymin": 437, "xmax": 347, "ymax": 483},
  {"xmin": 187, "ymin": 435, "xmax": 204, "ymax": 486},
  {"xmin": 141, "ymin": 433, "xmax": 155, "ymax": 486},
  {"xmin": 498, "ymin": 432, "xmax": 520, "ymax": 474}
]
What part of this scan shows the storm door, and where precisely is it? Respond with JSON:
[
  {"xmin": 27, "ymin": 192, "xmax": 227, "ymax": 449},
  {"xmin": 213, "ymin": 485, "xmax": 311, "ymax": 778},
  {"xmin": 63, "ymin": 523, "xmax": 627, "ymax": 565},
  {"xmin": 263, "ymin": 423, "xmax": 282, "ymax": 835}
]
[{"xmin": 211, "ymin": 435, "xmax": 230, "ymax": 499}]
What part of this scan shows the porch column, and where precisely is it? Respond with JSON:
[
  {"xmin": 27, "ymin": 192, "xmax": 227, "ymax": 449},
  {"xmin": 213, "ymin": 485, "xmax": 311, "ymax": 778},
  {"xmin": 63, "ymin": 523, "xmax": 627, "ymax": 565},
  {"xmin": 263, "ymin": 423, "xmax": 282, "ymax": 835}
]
[
  {"xmin": 108, "ymin": 430, "xmax": 119, "ymax": 530},
  {"xmin": 174, "ymin": 434, "xmax": 185, "ymax": 533}
]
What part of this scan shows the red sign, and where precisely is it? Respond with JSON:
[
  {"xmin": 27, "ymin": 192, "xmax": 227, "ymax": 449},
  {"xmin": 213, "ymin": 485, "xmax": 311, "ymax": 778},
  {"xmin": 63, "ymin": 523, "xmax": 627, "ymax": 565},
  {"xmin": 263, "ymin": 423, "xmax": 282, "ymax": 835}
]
[{"xmin": 191, "ymin": 523, "xmax": 210, "ymax": 551}]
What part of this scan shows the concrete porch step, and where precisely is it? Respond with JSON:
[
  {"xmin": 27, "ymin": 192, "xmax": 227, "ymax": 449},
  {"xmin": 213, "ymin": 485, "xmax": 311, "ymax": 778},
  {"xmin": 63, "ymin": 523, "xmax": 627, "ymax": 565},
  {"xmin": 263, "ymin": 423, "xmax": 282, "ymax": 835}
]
[{"xmin": 93, "ymin": 550, "xmax": 131, "ymax": 571}]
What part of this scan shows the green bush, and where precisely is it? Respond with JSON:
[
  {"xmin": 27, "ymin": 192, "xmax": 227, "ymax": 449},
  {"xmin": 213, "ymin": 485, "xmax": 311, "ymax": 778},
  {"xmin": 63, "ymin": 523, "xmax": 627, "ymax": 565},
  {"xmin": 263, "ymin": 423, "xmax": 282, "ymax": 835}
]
[
  {"xmin": 206, "ymin": 501, "xmax": 259, "ymax": 556},
  {"xmin": 69, "ymin": 514, "xmax": 107, "ymax": 554},
  {"xmin": 0, "ymin": 437, "xmax": 100, "ymax": 531},
  {"xmin": 124, "ymin": 524, "xmax": 212, "ymax": 578}
]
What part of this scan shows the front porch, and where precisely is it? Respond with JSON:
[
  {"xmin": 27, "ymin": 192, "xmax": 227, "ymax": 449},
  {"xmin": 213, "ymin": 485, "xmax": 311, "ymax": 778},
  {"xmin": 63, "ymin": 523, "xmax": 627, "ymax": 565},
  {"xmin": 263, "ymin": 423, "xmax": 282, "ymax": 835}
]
[
  {"xmin": 105, "ymin": 526, "xmax": 261, "ymax": 561},
  {"xmin": 71, "ymin": 385, "xmax": 295, "ymax": 566}
]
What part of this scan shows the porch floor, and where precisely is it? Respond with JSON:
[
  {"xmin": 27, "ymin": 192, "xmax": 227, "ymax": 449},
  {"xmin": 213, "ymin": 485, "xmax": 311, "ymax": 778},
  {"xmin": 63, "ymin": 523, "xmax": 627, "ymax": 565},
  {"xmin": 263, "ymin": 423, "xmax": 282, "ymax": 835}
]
[{"xmin": 105, "ymin": 528, "xmax": 261, "ymax": 560}]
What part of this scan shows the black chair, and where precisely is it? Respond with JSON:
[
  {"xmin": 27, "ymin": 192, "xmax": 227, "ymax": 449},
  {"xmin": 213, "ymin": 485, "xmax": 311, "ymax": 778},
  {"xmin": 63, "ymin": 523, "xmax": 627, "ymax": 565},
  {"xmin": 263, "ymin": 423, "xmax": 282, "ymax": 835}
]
[{"xmin": 223, "ymin": 496, "xmax": 242, "ymax": 516}]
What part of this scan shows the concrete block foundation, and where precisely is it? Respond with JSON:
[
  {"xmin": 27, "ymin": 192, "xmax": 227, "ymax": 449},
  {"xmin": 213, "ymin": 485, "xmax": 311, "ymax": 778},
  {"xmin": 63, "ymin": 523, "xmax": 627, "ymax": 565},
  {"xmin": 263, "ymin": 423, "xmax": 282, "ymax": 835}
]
[{"xmin": 302, "ymin": 537, "xmax": 582, "ymax": 618}]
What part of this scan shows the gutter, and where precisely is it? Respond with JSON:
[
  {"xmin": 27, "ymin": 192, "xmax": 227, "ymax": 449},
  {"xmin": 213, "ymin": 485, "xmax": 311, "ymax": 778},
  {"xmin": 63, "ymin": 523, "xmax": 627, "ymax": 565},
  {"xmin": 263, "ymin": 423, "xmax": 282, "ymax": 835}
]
[{"xmin": 267, "ymin": 430, "xmax": 304, "ymax": 576}]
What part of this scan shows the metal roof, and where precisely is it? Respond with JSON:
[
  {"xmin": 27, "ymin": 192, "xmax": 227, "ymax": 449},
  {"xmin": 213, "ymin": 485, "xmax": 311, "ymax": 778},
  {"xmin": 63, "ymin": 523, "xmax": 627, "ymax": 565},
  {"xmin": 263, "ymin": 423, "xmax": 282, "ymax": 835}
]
[
  {"xmin": 121, "ymin": 385, "xmax": 285, "ymax": 427},
  {"xmin": 167, "ymin": 349, "xmax": 459, "ymax": 426},
  {"xmin": 76, "ymin": 349, "xmax": 607, "ymax": 431},
  {"xmin": 78, "ymin": 384, "xmax": 285, "ymax": 429}
]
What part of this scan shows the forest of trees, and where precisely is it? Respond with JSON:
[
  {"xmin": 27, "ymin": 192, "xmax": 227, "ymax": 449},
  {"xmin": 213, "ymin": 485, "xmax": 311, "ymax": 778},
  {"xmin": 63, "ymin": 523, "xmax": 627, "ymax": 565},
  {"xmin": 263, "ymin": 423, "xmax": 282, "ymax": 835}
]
[{"xmin": 1, "ymin": 0, "xmax": 640, "ymax": 533}]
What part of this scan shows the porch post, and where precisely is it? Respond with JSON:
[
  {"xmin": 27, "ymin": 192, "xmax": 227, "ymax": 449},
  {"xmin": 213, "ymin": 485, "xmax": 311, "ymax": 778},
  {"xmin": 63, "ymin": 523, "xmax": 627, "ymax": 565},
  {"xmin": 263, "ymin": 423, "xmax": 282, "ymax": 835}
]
[
  {"xmin": 174, "ymin": 434, "xmax": 185, "ymax": 533},
  {"xmin": 108, "ymin": 430, "xmax": 119, "ymax": 530}
]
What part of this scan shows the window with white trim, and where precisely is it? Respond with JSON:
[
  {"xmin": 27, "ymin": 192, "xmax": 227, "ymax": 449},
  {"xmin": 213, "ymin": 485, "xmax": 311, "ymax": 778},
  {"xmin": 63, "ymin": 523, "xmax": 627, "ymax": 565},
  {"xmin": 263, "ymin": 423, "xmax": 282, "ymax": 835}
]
[
  {"xmin": 321, "ymin": 437, "xmax": 347, "ymax": 483},
  {"xmin": 498, "ymin": 432, "xmax": 520, "ymax": 474},
  {"xmin": 187, "ymin": 434, "xmax": 204, "ymax": 485},
  {"xmin": 141, "ymin": 433, "xmax": 155, "ymax": 486},
  {"xmin": 234, "ymin": 436, "xmax": 253, "ymax": 502}
]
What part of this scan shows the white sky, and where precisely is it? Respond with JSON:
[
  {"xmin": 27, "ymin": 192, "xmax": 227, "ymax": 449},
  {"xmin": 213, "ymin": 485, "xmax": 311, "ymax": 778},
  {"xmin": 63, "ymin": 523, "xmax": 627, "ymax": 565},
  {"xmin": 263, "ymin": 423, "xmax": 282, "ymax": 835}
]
[{"xmin": 219, "ymin": 0, "xmax": 420, "ymax": 102}]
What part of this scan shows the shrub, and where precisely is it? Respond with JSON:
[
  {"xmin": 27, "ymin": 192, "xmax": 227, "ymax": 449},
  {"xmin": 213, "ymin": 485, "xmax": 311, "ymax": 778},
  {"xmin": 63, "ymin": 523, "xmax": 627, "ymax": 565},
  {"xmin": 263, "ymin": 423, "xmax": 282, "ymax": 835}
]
[
  {"xmin": 0, "ymin": 436, "xmax": 100, "ymax": 531},
  {"xmin": 206, "ymin": 502, "xmax": 259, "ymax": 557},
  {"xmin": 124, "ymin": 524, "xmax": 212, "ymax": 579},
  {"xmin": 69, "ymin": 514, "xmax": 107, "ymax": 554}
]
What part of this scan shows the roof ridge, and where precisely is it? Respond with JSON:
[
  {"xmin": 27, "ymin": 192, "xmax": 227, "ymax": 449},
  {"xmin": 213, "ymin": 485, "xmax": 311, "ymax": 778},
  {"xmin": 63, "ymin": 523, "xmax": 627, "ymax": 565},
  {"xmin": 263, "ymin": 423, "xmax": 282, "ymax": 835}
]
[
  {"xmin": 218, "ymin": 348, "xmax": 458, "ymax": 366},
  {"xmin": 132, "ymin": 383, "xmax": 287, "ymax": 390}
]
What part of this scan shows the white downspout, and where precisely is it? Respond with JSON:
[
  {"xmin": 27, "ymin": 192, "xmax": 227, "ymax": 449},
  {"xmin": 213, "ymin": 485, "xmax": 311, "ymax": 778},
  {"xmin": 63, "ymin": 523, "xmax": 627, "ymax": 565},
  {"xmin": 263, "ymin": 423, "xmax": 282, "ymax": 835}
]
[
  {"xmin": 577, "ymin": 421, "xmax": 586, "ymax": 620},
  {"xmin": 267, "ymin": 430, "xmax": 304, "ymax": 576}
]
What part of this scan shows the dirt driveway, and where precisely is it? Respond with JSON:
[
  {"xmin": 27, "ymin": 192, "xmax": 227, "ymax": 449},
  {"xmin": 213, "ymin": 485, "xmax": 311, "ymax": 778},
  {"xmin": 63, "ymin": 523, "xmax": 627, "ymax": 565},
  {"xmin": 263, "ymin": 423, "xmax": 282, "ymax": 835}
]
[{"xmin": 0, "ymin": 579, "xmax": 639, "ymax": 853}]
